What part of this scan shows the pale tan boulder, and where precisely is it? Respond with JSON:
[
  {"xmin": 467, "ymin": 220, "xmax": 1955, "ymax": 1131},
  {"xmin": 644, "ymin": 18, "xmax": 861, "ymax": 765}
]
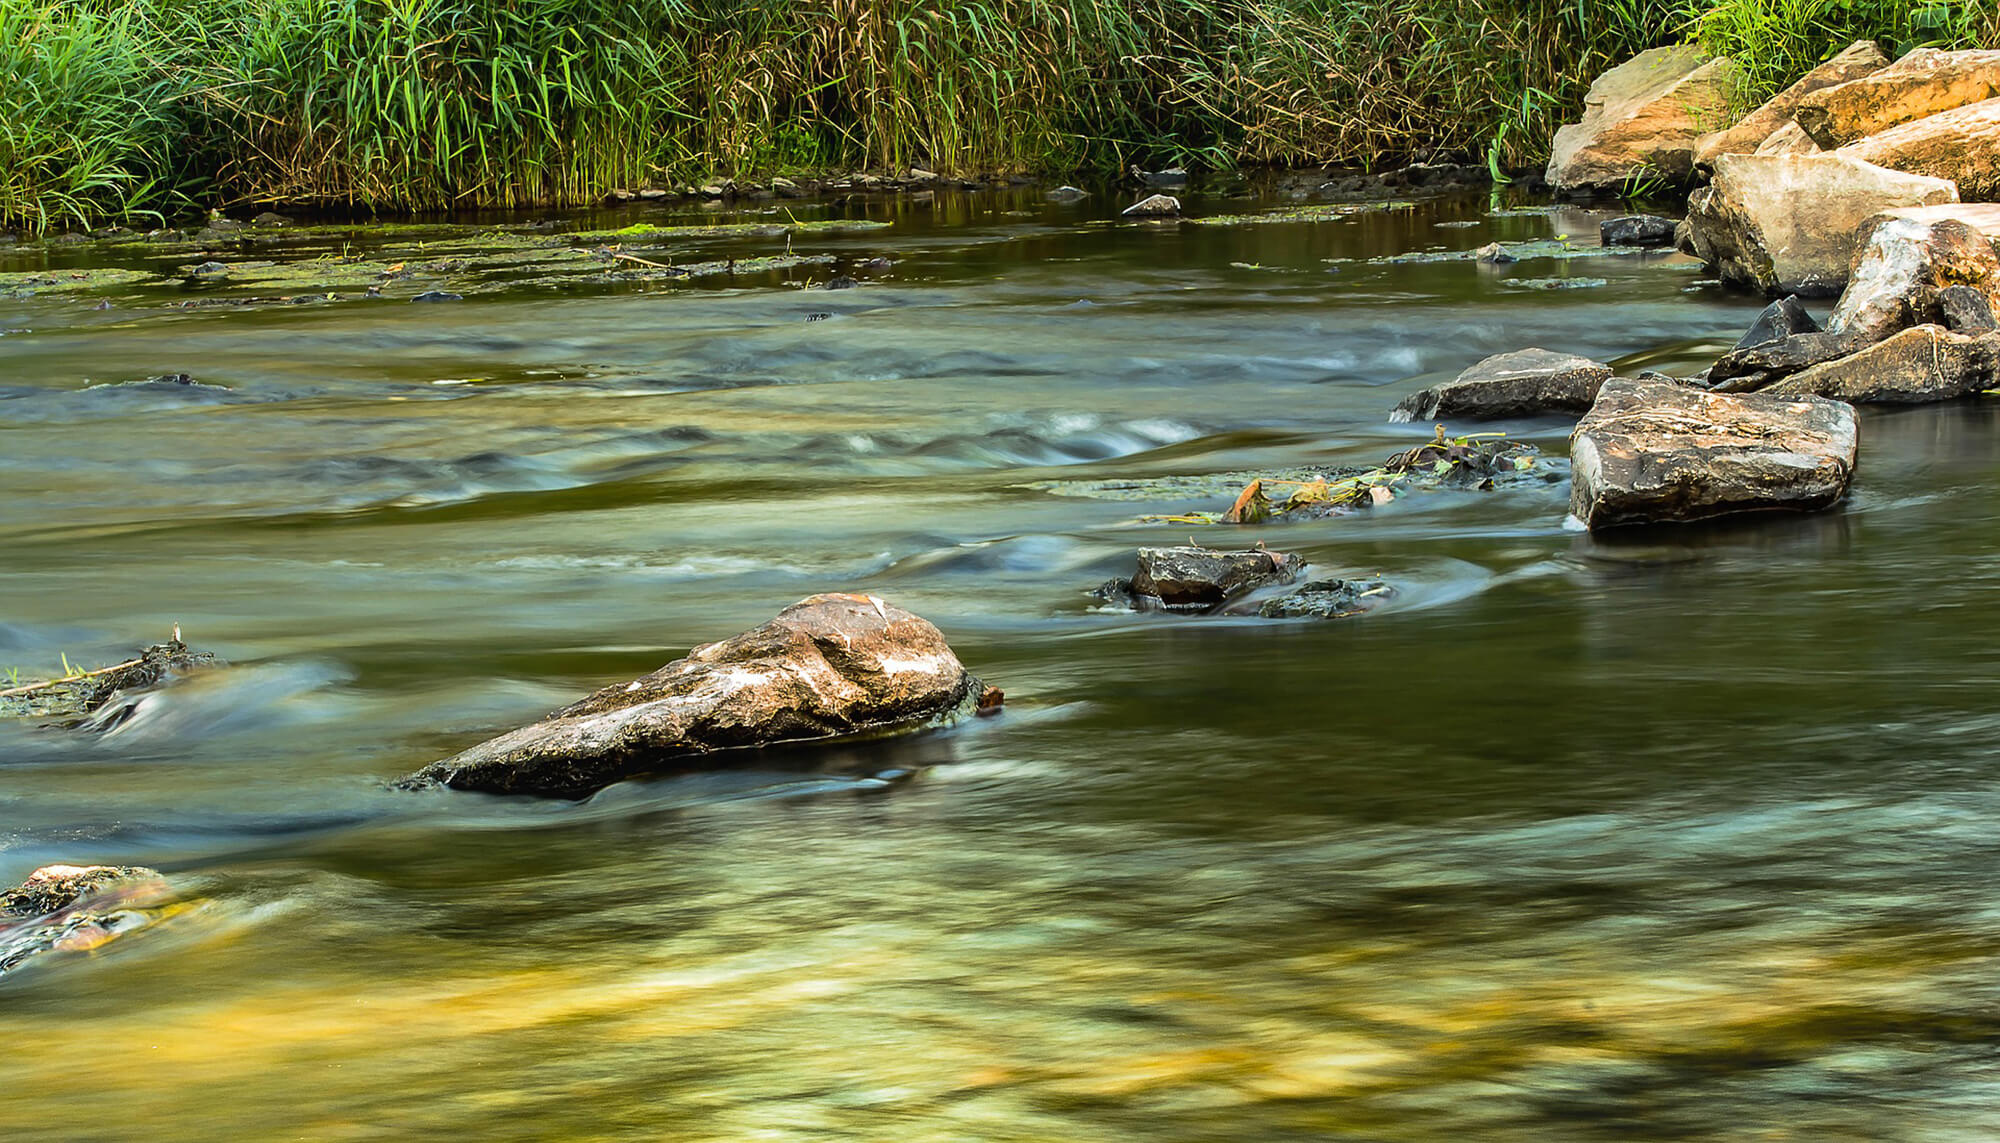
[
  {"xmin": 1794, "ymin": 47, "xmax": 2000, "ymax": 149},
  {"xmin": 1547, "ymin": 47, "xmax": 1741, "ymax": 189},
  {"xmin": 1683, "ymin": 152, "xmax": 1958, "ymax": 295},
  {"xmin": 1837, "ymin": 97, "xmax": 2000, "ymax": 200},
  {"xmin": 1829, "ymin": 210, "xmax": 2000, "ymax": 342},
  {"xmin": 1754, "ymin": 122, "xmax": 1821, "ymax": 156},
  {"xmin": 1695, "ymin": 40, "xmax": 1889, "ymax": 163}
]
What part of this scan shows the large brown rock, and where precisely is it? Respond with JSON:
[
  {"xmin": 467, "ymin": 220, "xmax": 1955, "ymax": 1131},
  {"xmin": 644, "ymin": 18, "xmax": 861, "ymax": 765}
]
[
  {"xmin": 404, "ymin": 594, "xmax": 983, "ymax": 797},
  {"xmin": 1753, "ymin": 121, "xmax": 1821, "ymax": 156},
  {"xmin": 1837, "ymin": 97, "xmax": 2000, "ymax": 200},
  {"xmin": 1828, "ymin": 210, "xmax": 2000, "ymax": 343},
  {"xmin": 1684, "ymin": 152, "xmax": 1958, "ymax": 294},
  {"xmin": 1765, "ymin": 324, "xmax": 1999, "ymax": 403},
  {"xmin": 1390, "ymin": 348, "xmax": 1613, "ymax": 421},
  {"xmin": 1569, "ymin": 379, "xmax": 1858, "ymax": 530},
  {"xmin": 1547, "ymin": 47, "xmax": 1741, "ymax": 190},
  {"xmin": 1708, "ymin": 331, "xmax": 1869, "ymax": 393},
  {"xmin": 1794, "ymin": 47, "xmax": 2000, "ymax": 149},
  {"xmin": 1695, "ymin": 40, "xmax": 1890, "ymax": 163}
]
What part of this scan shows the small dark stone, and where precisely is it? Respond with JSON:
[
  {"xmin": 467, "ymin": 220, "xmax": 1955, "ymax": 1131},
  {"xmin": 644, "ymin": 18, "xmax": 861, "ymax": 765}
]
[
  {"xmin": 411, "ymin": 290, "xmax": 463, "ymax": 303},
  {"xmin": 1047, "ymin": 185, "xmax": 1088, "ymax": 203},
  {"xmin": 1122, "ymin": 193, "xmax": 1181, "ymax": 218},
  {"xmin": 1734, "ymin": 295, "xmax": 1821, "ymax": 351},
  {"xmin": 805, "ymin": 312, "xmax": 831, "ymax": 323},
  {"xmin": 187, "ymin": 261, "xmax": 229, "ymax": 278},
  {"xmin": 1600, "ymin": 214, "xmax": 1678, "ymax": 247},
  {"xmin": 1125, "ymin": 546, "xmax": 1303, "ymax": 611},
  {"xmin": 823, "ymin": 276, "xmax": 859, "ymax": 290},
  {"xmin": 250, "ymin": 211, "xmax": 292, "ymax": 228},
  {"xmin": 1938, "ymin": 285, "xmax": 1999, "ymax": 334}
]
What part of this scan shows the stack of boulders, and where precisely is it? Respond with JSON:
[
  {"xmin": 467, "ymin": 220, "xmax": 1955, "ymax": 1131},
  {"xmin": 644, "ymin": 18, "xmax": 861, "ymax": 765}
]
[{"xmin": 1500, "ymin": 42, "xmax": 2000, "ymax": 531}]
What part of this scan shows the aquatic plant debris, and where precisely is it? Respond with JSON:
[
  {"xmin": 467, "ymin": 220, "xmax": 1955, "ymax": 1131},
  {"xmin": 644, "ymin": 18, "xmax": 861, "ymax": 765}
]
[{"xmin": 1024, "ymin": 428, "xmax": 1555, "ymax": 524}]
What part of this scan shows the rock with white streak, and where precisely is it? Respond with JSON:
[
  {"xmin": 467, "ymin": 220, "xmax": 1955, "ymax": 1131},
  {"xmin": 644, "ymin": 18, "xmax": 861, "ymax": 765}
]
[
  {"xmin": 1765, "ymin": 324, "xmax": 1998, "ymax": 403},
  {"xmin": 1829, "ymin": 209, "xmax": 2000, "ymax": 343},
  {"xmin": 403, "ymin": 595, "xmax": 983, "ymax": 797}
]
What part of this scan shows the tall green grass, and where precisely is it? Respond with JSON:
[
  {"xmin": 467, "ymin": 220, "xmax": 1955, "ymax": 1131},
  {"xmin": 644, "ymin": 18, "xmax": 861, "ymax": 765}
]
[{"xmin": 0, "ymin": 0, "xmax": 1996, "ymax": 228}]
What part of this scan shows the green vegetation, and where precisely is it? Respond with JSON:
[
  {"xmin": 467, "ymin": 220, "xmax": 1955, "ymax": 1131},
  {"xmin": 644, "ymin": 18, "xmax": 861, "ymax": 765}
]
[{"xmin": 0, "ymin": 0, "xmax": 1995, "ymax": 229}]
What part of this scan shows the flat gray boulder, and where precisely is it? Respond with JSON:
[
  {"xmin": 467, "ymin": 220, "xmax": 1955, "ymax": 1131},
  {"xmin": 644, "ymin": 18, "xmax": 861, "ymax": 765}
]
[
  {"xmin": 404, "ymin": 594, "xmax": 983, "ymax": 798},
  {"xmin": 1569, "ymin": 378, "xmax": 1858, "ymax": 530},
  {"xmin": 1765, "ymin": 324, "xmax": 1998, "ymax": 403},
  {"xmin": 1391, "ymin": 349, "xmax": 1613, "ymax": 422}
]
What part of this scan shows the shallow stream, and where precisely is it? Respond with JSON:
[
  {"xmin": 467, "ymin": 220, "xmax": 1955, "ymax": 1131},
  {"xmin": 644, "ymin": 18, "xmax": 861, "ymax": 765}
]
[{"xmin": 4, "ymin": 182, "xmax": 1999, "ymax": 1140}]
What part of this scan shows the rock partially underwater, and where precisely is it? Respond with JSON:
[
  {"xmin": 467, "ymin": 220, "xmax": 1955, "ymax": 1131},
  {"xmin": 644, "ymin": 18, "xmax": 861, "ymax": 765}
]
[
  {"xmin": 0, "ymin": 865, "xmax": 169, "ymax": 978},
  {"xmin": 403, "ymin": 594, "xmax": 984, "ymax": 798},
  {"xmin": 1092, "ymin": 548, "xmax": 1397, "ymax": 620},
  {"xmin": 0, "ymin": 638, "xmax": 220, "ymax": 725}
]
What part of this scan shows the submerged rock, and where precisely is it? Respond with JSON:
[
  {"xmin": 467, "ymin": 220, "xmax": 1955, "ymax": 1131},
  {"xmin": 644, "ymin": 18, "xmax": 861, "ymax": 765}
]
[
  {"xmin": 1765, "ymin": 324, "xmax": 1999, "ymax": 403},
  {"xmin": 1829, "ymin": 210, "xmax": 2000, "ymax": 343},
  {"xmin": 1684, "ymin": 152, "xmax": 1959, "ymax": 295},
  {"xmin": 1599, "ymin": 214, "xmax": 1678, "ymax": 247},
  {"xmin": 1122, "ymin": 194, "xmax": 1182, "ymax": 218},
  {"xmin": 1256, "ymin": 578, "xmax": 1395, "ymax": 619},
  {"xmin": 0, "ymin": 638, "xmax": 220, "ymax": 724},
  {"xmin": 1096, "ymin": 547, "xmax": 1302, "ymax": 613},
  {"xmin": 1794, "ymin": 47, "xmax": 2000, "ymax": 149},
  {"xmin": 1569, "ymin": 379, "xmax": 1858, "ymax": 530},
  {"xmin": 1047, "ymin": 186, "xmax": 1088, "ymax": 203},
  {"xmin": 1546, "ymin": 47, "xmax": 1740, "ymax": 190},
  {"xmin": 403, "ymin": 594, "xmax": 983, "ymax": 798},
  {"xmin": 1694, "ymin": 40, "xmax": 1890, "ymax": 164},
  {"xmin": 1391, "ymin": 348, "xmax": 1613, "ymax": 422},
  {"xmin": 0, "ymin": 864, "xmax": 168, "ymax": 977}
]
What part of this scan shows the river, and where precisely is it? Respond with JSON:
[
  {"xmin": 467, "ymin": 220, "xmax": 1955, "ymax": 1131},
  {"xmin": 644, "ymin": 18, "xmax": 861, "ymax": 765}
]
[{"xmin": 4, "ymin": 182, "xmax": 1999, "ymax": 1140}]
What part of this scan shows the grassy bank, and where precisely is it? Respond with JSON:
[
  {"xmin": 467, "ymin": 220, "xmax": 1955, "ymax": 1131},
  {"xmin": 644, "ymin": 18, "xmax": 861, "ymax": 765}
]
[{"xmin": 2, "ymin": 0, "xmax": 1996, "ymax": 228}]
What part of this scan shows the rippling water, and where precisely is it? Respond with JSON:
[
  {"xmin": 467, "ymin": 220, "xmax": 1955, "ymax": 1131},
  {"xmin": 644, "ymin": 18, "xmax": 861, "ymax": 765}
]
[{"xmin": 5, "ymin": 183, "xmax": 1998, "ymax": 1139}]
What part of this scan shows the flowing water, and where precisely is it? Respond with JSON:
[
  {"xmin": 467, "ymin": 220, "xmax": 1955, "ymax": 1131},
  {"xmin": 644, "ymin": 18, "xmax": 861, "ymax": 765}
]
[{"xmin": 4, "ymin": 183, "xmax": 1999, "ymax": 1140}]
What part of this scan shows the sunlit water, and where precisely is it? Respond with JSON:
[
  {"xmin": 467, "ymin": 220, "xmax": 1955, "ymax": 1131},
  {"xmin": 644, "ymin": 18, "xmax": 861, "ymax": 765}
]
[{"xmin": 6, "ymin": 182, "xmax": 2000, "ymax": 1140}]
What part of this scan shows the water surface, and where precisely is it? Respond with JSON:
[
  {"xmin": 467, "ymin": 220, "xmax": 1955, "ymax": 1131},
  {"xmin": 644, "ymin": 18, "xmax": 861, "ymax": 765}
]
[{"xmin": 5, "ymin": 184, "xmax": 1997, "ymax": 1140}]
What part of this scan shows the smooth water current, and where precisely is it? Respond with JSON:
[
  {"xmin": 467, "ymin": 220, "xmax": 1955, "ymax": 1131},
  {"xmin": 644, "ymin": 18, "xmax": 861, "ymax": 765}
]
[{"xmin": 5, "ymin": 184, "xmax": 2000, "ymax": 1140}]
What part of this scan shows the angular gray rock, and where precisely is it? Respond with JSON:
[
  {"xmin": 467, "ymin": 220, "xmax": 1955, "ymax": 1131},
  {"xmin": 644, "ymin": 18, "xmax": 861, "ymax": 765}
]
[
  {"xmin": 1940, "ymin": 285, "xmax": 1999, "ymax": 333},
  {"xmin": 1694, "ymin": 40, "xmax": 1890, "ymax": 163},
  {"xmin": 404, "ymin": 594, "xmax": 983, "ymax": 798},
  {"xmin": 1256, "ymin": 578, "xmax": 1394, "ymax": 619},
  {"xmin": 1829, "ymin": 211, "xmax": 2000, "ymax": 343},
  {"xmin": 1684, "ymin": 152, "xmax": 1959, "ymax": 295},
  {"xmin": 1764, "ymin": 324, "xmax": 1998, "ymax": 403},
  {"xmin": 1546, "ymin": 47, "xmax": 1741, "ymax": 190},
  {"xmin": 1569, "ymin": 378, "xmax": 1858, "ymax": 530},
  {"xmin": 1708, "ymin": 330, "xmax": 1868, "ymax": 393},
  {"xmin": 1600, "ymin": 214, "xmax": 1678, "ymax": 246},
  {"xmin": 1734, "ymin": 295, "xmax": 1821, "ymax": 350},
  {"xmin": 1391, "ymin": 349, "xmax": 1614, "ymax": 422}
]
